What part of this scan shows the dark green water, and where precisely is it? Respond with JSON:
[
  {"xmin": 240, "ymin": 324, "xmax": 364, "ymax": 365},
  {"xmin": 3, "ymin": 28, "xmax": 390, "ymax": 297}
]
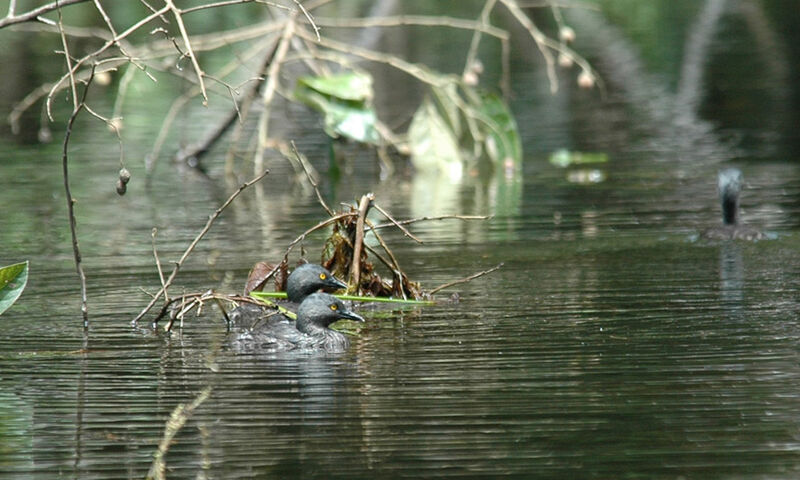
[{"xmin": 2, "ymin": 2, "xmax": 800, "ymax": 478}]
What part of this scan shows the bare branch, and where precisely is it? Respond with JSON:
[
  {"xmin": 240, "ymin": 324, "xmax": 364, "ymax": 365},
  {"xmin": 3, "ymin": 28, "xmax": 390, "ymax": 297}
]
[
  {"xmin": 0, "ymin": 0, "xmax": 89, "ymax": 29},
  {"xmin": 428, "ymin": 263, "xmax": 504, "ymax": 295},
  {"xmin": 164, "ymin": 0, "xmax": 208, "ymax": 104},
  {"xmin": 133, "ymin": 169, "xmax": 270, "ymax": 325},
  {"xmin": 292, "ymin": 0, "xmax": 320, "ymax": 41}
]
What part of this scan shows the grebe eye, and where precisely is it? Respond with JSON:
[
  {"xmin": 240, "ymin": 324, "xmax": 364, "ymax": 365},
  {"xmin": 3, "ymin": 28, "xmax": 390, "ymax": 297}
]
[
  {"xmin": 330, "ymin": 304, "xmax": 338, "ymax": 311},
  {"xmin": 319, "ymin": 273, "xmax": 327, "ymax": 280}
]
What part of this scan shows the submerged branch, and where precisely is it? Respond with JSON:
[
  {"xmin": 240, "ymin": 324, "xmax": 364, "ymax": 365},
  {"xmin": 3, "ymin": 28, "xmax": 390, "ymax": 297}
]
[{"xmin": 146, "ymin": 386, "xmax": 212, "ymax": 480}]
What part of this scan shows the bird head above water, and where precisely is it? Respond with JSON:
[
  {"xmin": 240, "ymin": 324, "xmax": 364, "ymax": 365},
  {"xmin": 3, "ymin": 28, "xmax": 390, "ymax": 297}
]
[
  {"xmin": 718, "ymin": 168, "xmax": 742, "ymax": 225},
  {"xmin": 702, "ymin": 168, "xmax": 767, "ymax": 241},
  {"xmin": 295, "ymin": 292, "xmax": 364, "ymax": 334},
  {"xmin": 286, "ymin": 263, "xmax": 348, "ymax": 303}
]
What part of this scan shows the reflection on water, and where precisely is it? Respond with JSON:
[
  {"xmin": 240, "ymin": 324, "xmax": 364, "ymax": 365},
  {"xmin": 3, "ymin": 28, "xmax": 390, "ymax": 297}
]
[{"xmin": 719, "ymin": 242, "xmax": 744, "ymax": 307}]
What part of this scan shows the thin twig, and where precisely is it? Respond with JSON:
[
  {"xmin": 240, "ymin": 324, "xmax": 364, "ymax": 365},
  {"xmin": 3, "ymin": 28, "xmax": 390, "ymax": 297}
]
[
  {"xmin": 294, "ymin": 28, "xmax": 449, "ymax": 88},
  {"xmin": 372, "ymin": 203, "xmax": 422, "ymax": 244},
  {"xmin": 164, "ymin": 0, "xmax": 208, "ymax": 104},
  {"xmin": 463, "ymin": 0, "xmax": 498, "ymax": 78},
  {"xmin": 46, "ymin": 3, "xmax": 172, "ymax": 120},
  {"xmin": 292, "ymin": 0, "xmax": 320, "ymax": 41},
  {"xmin": 153, "ymin": 292, "xmax": 262, "ymax": 327},
  {"xmin": 290, "ymin": 141, "xmax": 333, "ymax": 216},
  {"xmin": 151, "ymin": 228, "xmax": 168, "ymax": 302},
  {"xmin": 133, "ymin": 170, "xmax": 270, "ymax": 325},
  {"xmin": 313, "ymin": 14, "xmax": 508, "ymax": 40},
  {"xmin": 0, "ymin": 0, "xmax": 88, "ymax": 29},
  {"xmin": 363, "ymin": 219, "xmax": 407, "ymax": 299},
  {"xmin": 428, "ymin": 263, "xmax": 504, "ymax": 295},
  {"xmin": 369, "ymin": 214, "xmax": 491, "ymax": 230},
  {"xmin": 499, "ymin": 0, "xmax": 558, "ymax": 93},
  {"xmin": 281, "ymin": 212, "xmax": 358, "ymax": 262}
]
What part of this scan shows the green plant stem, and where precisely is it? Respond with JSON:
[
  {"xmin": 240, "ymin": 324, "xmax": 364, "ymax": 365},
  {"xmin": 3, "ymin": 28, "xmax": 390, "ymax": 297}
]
[{"xmin": 250, "ymin": 291, "xmax": 434, "ymax": 306}]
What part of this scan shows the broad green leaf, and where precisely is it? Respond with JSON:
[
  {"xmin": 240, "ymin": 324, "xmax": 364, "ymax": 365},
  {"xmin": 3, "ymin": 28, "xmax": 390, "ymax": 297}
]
[
  {"xmin": 549, "ymin": 149, "xmax": 608, "ymax": 168},
  {"xmin": 478, "ymin": 93, "xmax": 522, "ymax": 166},
  {"xmin": 408, "ymin": 97, "xmax": 463, "ymax": 180},
  {"xmin": 294, "ymin": 72, "xmax": 380, "ymax": 144},
  {"xmin": 297, "ymin": 72, "xmax": 373, "ymax": 102},
  {"xmin": 0, "ymin": 261, "xmax": 28, "ymax": 315}
]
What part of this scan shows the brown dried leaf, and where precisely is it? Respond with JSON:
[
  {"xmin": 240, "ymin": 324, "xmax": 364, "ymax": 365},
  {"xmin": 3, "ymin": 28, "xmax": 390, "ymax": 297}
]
[{"xmin": 244, "ymin": 261, "xmax": 277, "ymax": 295}]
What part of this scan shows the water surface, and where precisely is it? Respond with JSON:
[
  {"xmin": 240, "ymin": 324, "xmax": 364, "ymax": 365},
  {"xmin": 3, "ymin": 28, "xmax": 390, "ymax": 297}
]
[{"xmin": 1, "ymin": 2, "xmax": 800, "ymax": 478}]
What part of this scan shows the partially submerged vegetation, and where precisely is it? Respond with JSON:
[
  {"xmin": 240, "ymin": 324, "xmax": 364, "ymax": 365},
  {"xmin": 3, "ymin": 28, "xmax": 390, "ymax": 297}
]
[
  {"xmin": 139, "ymin": 176, "xmax": 498, "ymax": 331},
  {"xmin": 3, "ymin": 1, "xmax": 593, "ymax": 323}
]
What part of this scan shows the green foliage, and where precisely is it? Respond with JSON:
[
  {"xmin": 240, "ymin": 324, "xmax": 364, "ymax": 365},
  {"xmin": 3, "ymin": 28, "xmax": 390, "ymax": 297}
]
[
  {"xmin": 408, "ymin": 81, "xmax": 522, "ymax": 180},
  {"xmin": 294, "ymin": 71, "xmax": 380, "ymax": 144},
  {"xmin": 549, "ymin": 149, "xmax": 608, "ymax": 168},
  {"xmin": 408, "ymin": 96, "xmax": 463, "ymax": 179},
  {"xmin": 478, "ymin": 92, "xmax": 522, "ymax": 168},
  {"xmin": 0, "ymin": 261, "xmax": 28, "ymax": 315}
]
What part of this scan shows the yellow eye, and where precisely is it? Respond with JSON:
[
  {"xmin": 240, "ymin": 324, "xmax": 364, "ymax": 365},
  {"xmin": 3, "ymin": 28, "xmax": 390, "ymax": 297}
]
[
  {"xmin": 329, "ymin": 304, "xmax": 338, "ymax": 311},
  {"xmin": 319, "ymin": 273, "xmax": 327, "ymax": 280}
]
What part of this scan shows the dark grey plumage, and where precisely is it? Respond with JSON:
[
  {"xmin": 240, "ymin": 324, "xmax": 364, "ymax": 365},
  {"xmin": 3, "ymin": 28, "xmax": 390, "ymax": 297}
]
[
  {"xmin": 232, "ymin": 293, "xmax": 364, "ymax": 353},
  {"xmin": 702, "ymin": 168, "xmax": 766, "ymax": 241},
  {"xmin": 228, "ymin": 264, "xmax": 347, "ymax": 329},
  {"xmin": 286, "ymin": 263, "xmax": 348, "ymax": 303}
]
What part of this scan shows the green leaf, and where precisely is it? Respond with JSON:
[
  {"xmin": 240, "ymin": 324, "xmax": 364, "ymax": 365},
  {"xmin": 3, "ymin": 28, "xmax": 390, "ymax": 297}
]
[
  {"xmin": 0, "ymin": 261, "xmax": 28, "ymax": 315},
  {"xmin": 297, "ymin": 72, "xmax": 373, "ymax": 102},
  {"xmin": 408, "ymin": 97, "xmax": 463, "ymax": 179},
  {"xmin": 294, "ymin": 72, "xmax": 380, "ymax": 144},
  {"xmin": 549, "ymin": 149, "xmax": 609, "ymax": 168},
  {"xmin": 478, "ymin": 92, "xmax": 522, "ymax": 166}
]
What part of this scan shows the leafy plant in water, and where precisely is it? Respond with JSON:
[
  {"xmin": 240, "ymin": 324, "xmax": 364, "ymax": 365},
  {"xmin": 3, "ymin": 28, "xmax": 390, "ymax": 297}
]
[
  {"xmin": 409, "ymin": 81, "xmax": 522, "ymax": 180},
  {"xmin": 294, "ymin": 71, "xmax": 380, "ymax": 145},
  {"xmin": 0, "ymin": 261, "xmax": 28, "ymax": 315}
]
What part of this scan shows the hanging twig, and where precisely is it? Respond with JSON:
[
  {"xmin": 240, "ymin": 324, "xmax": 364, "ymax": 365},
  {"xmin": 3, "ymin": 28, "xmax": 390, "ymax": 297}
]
[
  {"xmin": 428, "ymin": 263, "xmax": 504, "ymax": 295},
  {"xmin": 290, "ymin": 140, "xmax": 333, "ymax": 216},
  {"xmin": 57, "ymin": 3, "xmax": 92, "ymax": 326},
  {"xmin": 133, "ymin": 169, "xmax": 270, "ymax": 325}
]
